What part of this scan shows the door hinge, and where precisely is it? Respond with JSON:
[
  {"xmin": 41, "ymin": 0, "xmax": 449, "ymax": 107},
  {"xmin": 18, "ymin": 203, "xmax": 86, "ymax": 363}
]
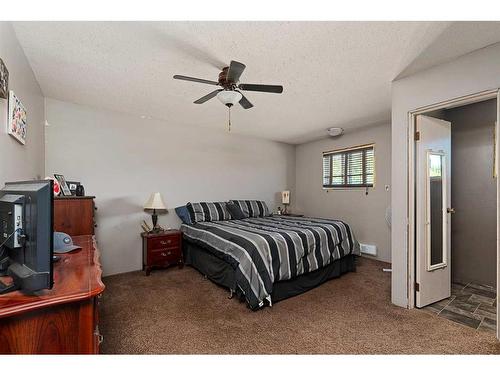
[
  {"xmin": 415, "ymin": 282, "xmax": 420, "ymax": 292},
  {"xmin": 415, "ymin": 131, "xmax": 420, "ymax": 141}
]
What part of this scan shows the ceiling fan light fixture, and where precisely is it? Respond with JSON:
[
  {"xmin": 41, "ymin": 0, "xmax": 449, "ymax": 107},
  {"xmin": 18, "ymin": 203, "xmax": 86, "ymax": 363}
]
[
  {"xmin": 327, "ymin": 127, "xmax": 344, "ymax": 137},
  {"xmin": 217, "ymin": 90, "xmax": 243, "ymax": 107}
]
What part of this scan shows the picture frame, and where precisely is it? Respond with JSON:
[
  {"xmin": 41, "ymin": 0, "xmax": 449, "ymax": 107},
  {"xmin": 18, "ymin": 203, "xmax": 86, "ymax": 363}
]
[
  {"xmin": 66, "ymin": 181, "xmax": 81, "ymax": 195},
  {"xmin": 54, "ymin": 174, "xmax": 72, "ymax": 196},
  {"xmin": 0, "ymin": 58, "xmax": 8, "ymax": 99},
  {"xmin": 7, "ymin": 90, "xmax": 27, "ymax": 145}
]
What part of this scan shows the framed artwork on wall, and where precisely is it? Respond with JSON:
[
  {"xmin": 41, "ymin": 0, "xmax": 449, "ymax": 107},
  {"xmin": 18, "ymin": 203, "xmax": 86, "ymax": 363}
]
[
  {"xmin": 0, "ymin": 58, "xmax": 8, "ymax": 99},
  {"xmin": 7, "ymin": 90, "xmax": 27, "ymax": 145}
]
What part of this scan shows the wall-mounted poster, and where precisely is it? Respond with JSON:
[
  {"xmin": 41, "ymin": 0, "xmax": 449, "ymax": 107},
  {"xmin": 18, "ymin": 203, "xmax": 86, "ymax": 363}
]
[
  {"xmin": 0, "ymin": 58, "xmax": 8, "ymax": 99},
  {"xmin": 8, "ymin": 90, "xmax": 27, "ymax": 145}
]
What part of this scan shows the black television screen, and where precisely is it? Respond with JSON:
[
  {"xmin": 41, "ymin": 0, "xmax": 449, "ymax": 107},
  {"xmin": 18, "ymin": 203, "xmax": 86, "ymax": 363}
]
[{"xmin": 0, "ymin": 180, "xmax": 53, "ymax": 294}]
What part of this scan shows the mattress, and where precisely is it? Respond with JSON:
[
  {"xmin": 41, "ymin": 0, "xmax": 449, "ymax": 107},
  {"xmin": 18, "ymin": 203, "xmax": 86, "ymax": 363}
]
[{"xmin": 181, "ymin": 216, "xmax": 360, "ymax": 309}]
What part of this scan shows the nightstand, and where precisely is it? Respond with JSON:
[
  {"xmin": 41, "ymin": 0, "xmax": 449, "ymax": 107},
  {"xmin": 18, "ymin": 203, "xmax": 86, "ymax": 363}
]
[{"xmin": 141, "ymin": 230, "xmax": 183, "ymax": 276}]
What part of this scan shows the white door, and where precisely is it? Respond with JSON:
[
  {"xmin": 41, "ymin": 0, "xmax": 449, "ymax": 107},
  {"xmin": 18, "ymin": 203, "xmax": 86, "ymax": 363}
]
[{"xmin": 416, "ymin": 115, "xmax": 452, "ymax": 308}]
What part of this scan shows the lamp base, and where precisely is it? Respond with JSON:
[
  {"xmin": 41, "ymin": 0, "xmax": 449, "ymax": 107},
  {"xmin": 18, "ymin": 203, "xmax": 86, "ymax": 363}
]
[
  {"xmin": 151, "ymin": 210, "xmax": 158, "ymax": 229},
  {"xmin": 151, "ymin": 210, "xmax": 163, "ymax": 233},
  {"xmin": 148, "ymin": 209, "xmax": 165, "ymax": 233},
  {"xmin": 283, "ymin": 204, "xmax": 289, "ymax": 215}
]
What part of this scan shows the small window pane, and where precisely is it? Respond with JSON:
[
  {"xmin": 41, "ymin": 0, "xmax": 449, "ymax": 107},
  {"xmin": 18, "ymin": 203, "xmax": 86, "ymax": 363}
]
[
  {"xmin": 348, "ymin": 175, "xmax": 363, "ymax": 184},
  {"xmin": 332, "ymin": 154, "xmax": 343, "ymax": 175},
  {"xmin": 332, "ymin": 176, "xmax": 344, "ymax": 185},
  {"xmin": 366, "ymin": 149, "xmax": 374, "ymax": 174},
  {"xmin": 366, "ymin": 174, "xmax": 374, "ymax": 185}
]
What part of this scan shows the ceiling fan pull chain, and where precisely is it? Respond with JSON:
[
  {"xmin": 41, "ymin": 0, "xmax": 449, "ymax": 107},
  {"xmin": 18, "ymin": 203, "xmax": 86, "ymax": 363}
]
[{"xmin": 228, "ymin": 107, "xmax": 231, "ymax": 132}]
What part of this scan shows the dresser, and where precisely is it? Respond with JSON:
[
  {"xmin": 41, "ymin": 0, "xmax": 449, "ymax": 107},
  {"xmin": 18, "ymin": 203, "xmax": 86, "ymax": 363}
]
[
  {"xmin": 0, "ymin": 195, "xmax": 104, "ymax": 354},
  {"xmin": 0, "ymin": 235, "xmax": 105, "ymax": 354},
  {"xmin": 54, "ymin": 196, "xmax": 96, "ymax": 236}
]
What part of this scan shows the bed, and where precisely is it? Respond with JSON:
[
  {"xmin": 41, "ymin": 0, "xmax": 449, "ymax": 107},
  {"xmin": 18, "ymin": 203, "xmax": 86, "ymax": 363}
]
[{"xmin": 180, "ymin": 214, "xmax": 360, "ymax": 309}]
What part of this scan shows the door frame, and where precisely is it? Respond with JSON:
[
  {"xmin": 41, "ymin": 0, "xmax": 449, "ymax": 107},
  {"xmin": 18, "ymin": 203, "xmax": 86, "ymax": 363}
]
[{"xmin": 406, "ymin": 89, "xmax": 500, "ymax": 339}]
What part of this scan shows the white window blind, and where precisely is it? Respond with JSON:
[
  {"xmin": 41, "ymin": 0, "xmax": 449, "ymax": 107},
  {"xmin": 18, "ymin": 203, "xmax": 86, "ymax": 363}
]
[{"xmin": 323, "ymin": 144, "xmax": 375, "ymax": 188}]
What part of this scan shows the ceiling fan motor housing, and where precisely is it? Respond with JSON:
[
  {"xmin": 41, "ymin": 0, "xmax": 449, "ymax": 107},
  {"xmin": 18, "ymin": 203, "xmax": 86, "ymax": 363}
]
[{"xmin": 219, "ymin": 67, "xmax": 236, "ymax": 88}]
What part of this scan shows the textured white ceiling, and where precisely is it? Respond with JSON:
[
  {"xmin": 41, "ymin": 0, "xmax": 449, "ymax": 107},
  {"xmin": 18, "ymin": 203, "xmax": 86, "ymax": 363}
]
[{"xmin": 12, "ymin": 21, "xmax": 500, "ymax": 144}]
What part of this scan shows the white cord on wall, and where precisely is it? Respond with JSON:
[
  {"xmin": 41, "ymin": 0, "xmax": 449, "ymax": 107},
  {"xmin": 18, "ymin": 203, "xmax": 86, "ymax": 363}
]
[{"xmin": 383, "ymin": 206, "xmax": 392, "ymax": 273}]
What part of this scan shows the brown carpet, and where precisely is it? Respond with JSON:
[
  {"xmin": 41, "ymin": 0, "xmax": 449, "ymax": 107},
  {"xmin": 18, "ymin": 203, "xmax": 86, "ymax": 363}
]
[{"xmin": 99, "ymin": 257, "xmax": 500, "ymax": 354}]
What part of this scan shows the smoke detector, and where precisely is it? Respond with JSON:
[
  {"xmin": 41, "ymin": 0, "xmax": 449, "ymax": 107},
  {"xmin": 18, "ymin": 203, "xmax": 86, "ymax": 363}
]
[{"xmin": 327, "ymin": 127, "xmax": 344, "ymax": 137}]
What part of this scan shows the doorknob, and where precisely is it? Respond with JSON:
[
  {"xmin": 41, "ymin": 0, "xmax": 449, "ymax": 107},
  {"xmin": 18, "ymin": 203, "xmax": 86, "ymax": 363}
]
[{"xmin": 447, "ymin": 208, "xmax": 455, "ymax": 214}]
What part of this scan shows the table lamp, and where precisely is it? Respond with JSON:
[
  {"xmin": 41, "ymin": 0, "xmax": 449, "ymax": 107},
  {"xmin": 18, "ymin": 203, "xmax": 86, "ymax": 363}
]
[
  {"xmin": 281, "ymin": 190, "xmax": 290, "ymax": 214},
  {"xmin": 144, "ymin": 192, "xmax": 167, "ymax": 232}
]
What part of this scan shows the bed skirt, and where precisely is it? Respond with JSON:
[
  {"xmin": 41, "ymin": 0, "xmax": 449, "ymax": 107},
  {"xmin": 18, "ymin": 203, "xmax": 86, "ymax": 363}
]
[{"xmin": 183, "ymin": 239, "xmax": 356, "ymax": 306}]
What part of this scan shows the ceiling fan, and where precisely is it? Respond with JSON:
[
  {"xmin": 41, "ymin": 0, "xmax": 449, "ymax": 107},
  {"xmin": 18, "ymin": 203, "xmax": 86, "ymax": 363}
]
[{"xmin": 173, "ymin": 60, "xmax": 283, "ymax": 110}]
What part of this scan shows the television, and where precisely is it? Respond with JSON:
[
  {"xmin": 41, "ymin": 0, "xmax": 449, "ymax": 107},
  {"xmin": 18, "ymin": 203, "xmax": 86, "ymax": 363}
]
[{"xmin": 0, "ymin": 180, "xmax": 54, "ymax": 294}]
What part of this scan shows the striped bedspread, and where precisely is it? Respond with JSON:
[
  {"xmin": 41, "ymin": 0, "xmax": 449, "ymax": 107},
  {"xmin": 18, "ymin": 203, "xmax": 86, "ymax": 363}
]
[{"xmin": 181, "ymin": 216, "xmax": 360, "ymax": 309}]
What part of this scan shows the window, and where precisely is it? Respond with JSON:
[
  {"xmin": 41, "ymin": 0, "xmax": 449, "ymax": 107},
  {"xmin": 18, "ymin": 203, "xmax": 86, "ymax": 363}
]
[{"xmin": 323, "ymin": 144, "xmax": 375, "ymax": 188}]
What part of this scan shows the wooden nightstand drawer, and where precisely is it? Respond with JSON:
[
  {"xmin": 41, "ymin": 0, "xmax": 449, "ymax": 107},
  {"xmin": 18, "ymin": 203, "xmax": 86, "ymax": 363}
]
[
  {"xmin": 148, "ymin": 235, "xmax": 180, "ymax": 250},
  {"xmin": 150, "ymin": 248, "xmax": 180, "ymax": 264}
]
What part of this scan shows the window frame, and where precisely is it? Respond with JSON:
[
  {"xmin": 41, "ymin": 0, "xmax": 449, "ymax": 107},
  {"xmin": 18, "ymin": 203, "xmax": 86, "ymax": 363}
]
[{"xmin": 322, "ymin": 143, "xmax": 376, "ymax": 189}]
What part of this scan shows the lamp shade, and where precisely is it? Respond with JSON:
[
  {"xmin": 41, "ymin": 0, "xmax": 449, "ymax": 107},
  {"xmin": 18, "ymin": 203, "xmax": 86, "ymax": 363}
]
[
  {"xmin": 144, "ymin": 192, "xmax": 167, "ymax": 210},
  {"xmin": 281, "ymin": 190, "xmax": 290, "ymax": 204}
]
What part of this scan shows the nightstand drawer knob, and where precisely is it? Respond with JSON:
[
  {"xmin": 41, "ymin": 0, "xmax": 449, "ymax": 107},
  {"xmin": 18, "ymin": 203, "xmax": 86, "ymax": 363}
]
[
  {"xmin": 161, "ymin": 251, "xmax": 172, "ymax": 257},
  {"xmin": 160, "ymin": 240, "xmax": 172, "ymax": 245}
]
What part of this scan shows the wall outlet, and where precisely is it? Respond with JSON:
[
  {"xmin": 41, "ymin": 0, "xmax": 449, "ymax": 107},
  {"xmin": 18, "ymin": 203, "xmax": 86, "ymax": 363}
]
[{"xmin": 360, "ymin": 243, "xmax": 377, "ymax": 256}]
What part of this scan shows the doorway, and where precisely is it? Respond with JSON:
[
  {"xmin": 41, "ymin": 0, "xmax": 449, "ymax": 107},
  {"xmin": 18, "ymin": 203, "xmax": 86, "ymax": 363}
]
[{"xmin": 410, "ymin": 94, "xmax": 498, "ymax": 337}]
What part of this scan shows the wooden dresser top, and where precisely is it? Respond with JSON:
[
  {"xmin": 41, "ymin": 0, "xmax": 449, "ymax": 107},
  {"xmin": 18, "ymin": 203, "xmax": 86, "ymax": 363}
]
[
  {"xmin": 54, "ymin": 196, "xmax": 95, "ymax": 200},
  {"xmin": 0, "ymin": 235, "xmax": 105, "ymax": 318}
]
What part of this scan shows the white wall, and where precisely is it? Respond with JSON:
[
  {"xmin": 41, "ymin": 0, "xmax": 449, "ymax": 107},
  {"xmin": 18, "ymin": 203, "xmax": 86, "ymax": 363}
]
[
  {"xmin": 45, "ymin": 98, "xmax": 296, "ymax": 276},
  {"xmin": 295, "ymin": 123, "xmax": 391, "ymax": 262},
  {"xmin": 0, "ymin": 22, "xmax": 45, "ymax": 186},
  {"xmin": 391, "ymin": 42, "xmax": 500, "ymax": 308}
]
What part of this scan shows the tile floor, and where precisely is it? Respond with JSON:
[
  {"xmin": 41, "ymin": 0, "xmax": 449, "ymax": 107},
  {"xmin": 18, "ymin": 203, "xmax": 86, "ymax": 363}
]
[{"xmin": 424, "ymin": 282, "xmax": 497, "ymax": 333}]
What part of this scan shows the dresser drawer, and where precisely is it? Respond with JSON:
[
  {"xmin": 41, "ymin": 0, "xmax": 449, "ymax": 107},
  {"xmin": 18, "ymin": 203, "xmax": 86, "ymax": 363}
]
[
  {"xmin": 149, "ymin": 248, "xmax": 181, "ymax": 265},
  {"xmin": 148, "ymin": 235, "xmax": 180, "ymax": 250}
]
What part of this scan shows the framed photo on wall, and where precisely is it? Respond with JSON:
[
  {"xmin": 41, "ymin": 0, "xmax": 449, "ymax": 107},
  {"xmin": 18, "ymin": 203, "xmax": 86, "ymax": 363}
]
[
  {"xmin": 54, "ymin": 174, "xmax": 72, "ymax": 196},
  {"xmin": 7, "ymin": 90, "xmax": 27, "ymax": 145},
  {"xmin": 0, "ymin": 58, "xmax": 8, "ymax": 99}
]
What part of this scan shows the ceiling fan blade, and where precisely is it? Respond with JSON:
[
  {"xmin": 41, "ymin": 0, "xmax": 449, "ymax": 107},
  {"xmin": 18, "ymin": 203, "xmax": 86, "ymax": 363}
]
[
  {"xmin": 237, "ymin": 92, "xmax": 254, "ymax": 109},
  {"xmin": 193, "ymin": 89, "xmax": 222, "ymax": 104},
  {"xmin": 238, "ymin": 84, "xmax": 283, "ymax": 94},
  {"xmin": 173, "ymin": 75, "xmax": 219, "ymax": 86},
  {"xmin": 227, "ymin": 61, "xmax": 246, "ymax": 83}
]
